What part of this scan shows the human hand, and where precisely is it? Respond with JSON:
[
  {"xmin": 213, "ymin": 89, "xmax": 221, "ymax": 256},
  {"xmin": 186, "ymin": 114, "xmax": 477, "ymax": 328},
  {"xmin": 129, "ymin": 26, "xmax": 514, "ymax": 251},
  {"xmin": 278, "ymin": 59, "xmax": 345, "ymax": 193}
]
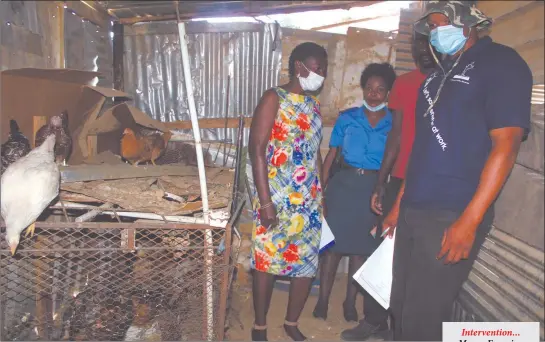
[
  {"xmin": 437, "ymin": 216, "xmax": 478, "ymax": 264},
  {"xmin": 370, "ymin": 186, "xmax": 385, "ymax": 215},
  {"xmin": 371, "ymin": 209, "xmax": 398, "ymax": 239},
  {"xmin": 381, "ymin": 209, "xmax": 398, "ymax": 239},
  {"xmin": 322, "ymin": 197, "xmax": 327, "ymax": 218},
  {"xmin": 259, "ymin": 204, "xmax": 278, "ymax": 229}
]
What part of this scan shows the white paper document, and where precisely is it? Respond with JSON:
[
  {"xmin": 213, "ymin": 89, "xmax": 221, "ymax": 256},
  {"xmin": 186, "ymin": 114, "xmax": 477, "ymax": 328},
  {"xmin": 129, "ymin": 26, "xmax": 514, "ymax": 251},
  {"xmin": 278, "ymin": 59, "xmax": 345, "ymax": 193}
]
[
  {"xmin": 353, "ymin": 231, "xmax": 396, "ymax": 309},
  {"xmin": 319, "ymin": 217, "xmax": 335, "ymax": 253}
]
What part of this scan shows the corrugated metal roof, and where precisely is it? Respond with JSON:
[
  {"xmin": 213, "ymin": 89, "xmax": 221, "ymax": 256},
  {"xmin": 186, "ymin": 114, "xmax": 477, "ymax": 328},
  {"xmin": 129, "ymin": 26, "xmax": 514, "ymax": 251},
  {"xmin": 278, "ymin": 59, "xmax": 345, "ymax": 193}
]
[{"xmin": 97, "ymin": 1, "xmax": 382, "ymax": 24}]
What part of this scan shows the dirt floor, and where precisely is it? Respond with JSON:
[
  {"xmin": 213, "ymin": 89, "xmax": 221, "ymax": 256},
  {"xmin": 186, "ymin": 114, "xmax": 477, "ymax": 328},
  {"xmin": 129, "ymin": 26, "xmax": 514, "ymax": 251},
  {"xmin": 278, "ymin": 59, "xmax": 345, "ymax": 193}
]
[{"xmin": 227, "ymin": 275, "xmax": 382, "ymax": 341}]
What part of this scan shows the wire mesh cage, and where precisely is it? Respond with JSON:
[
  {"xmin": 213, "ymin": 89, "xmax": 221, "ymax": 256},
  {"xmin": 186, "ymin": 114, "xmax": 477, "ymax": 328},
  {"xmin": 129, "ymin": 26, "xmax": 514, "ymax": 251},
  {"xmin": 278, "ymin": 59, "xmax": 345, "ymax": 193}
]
[{"xmin": 0, "ymin": 220, "xmax": 236, "ymax": 341}]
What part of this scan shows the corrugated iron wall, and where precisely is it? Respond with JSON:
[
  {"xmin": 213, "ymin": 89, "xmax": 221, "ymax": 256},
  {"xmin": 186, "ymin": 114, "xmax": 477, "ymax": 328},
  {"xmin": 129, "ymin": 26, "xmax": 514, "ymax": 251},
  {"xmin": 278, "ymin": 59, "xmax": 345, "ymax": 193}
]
[
  {"xmin": 123, "ymin": 21, "xmax": 282, "ymax": 144},
  {"xmin": 452, "ymin": 228, "xmax": 545, "ymax": 338},
  {"xmin": 0, "ymin": 1, "xmax": 60, "ymax": 70},
  {"xmin": 0, "ymin": 1, "xmax": 114, "ymax": 86},
  {"xmin": 64, "ymin": 9, "xmax": 113, "ymax": 88}
]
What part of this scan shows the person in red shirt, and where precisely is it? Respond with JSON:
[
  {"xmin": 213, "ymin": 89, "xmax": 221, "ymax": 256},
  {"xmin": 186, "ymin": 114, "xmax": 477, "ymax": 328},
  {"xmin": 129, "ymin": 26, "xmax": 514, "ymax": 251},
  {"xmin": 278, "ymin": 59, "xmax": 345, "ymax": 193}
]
[
  {"xmin": 370, "ymin": 33, "xmax": 436, "ymax": 218},
  {"xmin": 340, "ymin": 33, "xmax": 436, "ymax": 342}
]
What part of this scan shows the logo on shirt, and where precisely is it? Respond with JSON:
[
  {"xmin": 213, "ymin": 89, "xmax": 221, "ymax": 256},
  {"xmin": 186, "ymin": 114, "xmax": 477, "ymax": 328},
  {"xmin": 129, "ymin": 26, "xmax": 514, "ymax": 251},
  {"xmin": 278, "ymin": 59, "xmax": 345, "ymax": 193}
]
[
  {"xmin": 452, "ymin": 61, "xmax": 475, "ymax": 84},
  {"xmin": 422, "ymin": 72, "xmax": 447, "ymax": 152}
]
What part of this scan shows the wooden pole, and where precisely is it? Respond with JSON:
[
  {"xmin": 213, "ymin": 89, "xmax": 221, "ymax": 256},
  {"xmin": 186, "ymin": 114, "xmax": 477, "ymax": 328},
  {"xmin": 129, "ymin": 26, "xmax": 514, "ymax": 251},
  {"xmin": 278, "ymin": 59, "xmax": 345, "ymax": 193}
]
[
  {"xmin": 57, "ymin": 3, "xmax": 65, "ymax": 68},
  {"xmin": 113, "ymin": 22, "xmax": 124, "ymax": 93}
]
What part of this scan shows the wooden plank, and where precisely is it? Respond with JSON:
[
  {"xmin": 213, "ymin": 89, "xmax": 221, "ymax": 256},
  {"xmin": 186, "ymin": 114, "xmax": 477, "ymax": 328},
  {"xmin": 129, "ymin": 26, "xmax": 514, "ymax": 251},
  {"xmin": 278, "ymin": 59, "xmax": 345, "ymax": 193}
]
[
  {"xmin": 477, "ymin": 1, "xmax": 536, "ymax": 20},
  {"xmin": 164, "ymin": 115, "xmax": 344, "ymax": 130},
  {"xmin": 487, "ymin": 2, "xmax": 544, "ymax": 49},
  {"xmin": 86, "ymin": 135, "xmax": 97, "ymax": 158},
  {"xmin": 57, "ymin": 4, "xmax": 65, "ymax": 68},
  {"xmin": 117, "ymin": 1, "xmax": 382, "ymax": 25},
  {"xmin": 518, "ymin": 38, "xmax": 545, "ymax": 84},
  {"xmin": 62, "ymin": 1, "xmax": 114, "ymax": 28},
  {"xmin": 165, "ymin": 117, "xmax": 253, "ymax": 130},
  {"xmin": 310, "ymin": 14, "xmax": 396, "ymax": 31},
  {"xmin": 59, "ymin": 164, "xmax": 228, "ymax": 183},
  {"xmin": 113, "ymin": 22, "xmax": 124, "ymax": 92},
  {"xmin": 33, "ymin": 116, "xmax": 47, "ymax": 148}
]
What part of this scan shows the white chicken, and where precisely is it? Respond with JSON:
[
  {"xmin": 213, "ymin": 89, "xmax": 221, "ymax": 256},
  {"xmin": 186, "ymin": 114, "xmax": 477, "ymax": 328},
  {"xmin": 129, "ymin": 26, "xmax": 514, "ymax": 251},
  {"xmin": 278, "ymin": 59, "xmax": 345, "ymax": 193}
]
[{"xmin": 1, "ymin": 134, "xmax": 60, "ymax": 255}]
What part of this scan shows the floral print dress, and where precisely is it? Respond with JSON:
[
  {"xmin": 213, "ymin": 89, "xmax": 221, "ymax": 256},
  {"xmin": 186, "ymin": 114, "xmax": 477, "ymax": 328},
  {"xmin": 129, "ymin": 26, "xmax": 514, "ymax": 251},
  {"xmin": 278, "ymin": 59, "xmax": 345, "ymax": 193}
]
[{"xmin": 249, "ymin": 87, "xmax": 323, "ymax": 277}]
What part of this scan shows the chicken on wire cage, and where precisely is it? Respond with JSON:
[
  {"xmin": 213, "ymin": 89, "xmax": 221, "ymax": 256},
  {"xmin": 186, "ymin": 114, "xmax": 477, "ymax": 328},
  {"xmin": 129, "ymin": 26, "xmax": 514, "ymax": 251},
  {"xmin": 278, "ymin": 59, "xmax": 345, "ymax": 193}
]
[
  {"xmin": 0, "ymin": 210, "xmax": 242, "ymax": 341},
  {"xmin": 0, "ymin": 116, "xmax": 248, "ymax": 341}
]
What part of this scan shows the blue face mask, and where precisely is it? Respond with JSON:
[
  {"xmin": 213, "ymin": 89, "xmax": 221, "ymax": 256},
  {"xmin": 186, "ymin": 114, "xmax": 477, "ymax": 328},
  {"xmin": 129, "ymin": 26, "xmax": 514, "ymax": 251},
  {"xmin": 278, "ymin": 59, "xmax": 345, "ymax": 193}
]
[
  {"xmin": 430, "ymin": 25, "xmax": 468, "ymax": 55},
  {"xmin": 363, "ymin": 100, "xmax": 386, "ymax": 112}
]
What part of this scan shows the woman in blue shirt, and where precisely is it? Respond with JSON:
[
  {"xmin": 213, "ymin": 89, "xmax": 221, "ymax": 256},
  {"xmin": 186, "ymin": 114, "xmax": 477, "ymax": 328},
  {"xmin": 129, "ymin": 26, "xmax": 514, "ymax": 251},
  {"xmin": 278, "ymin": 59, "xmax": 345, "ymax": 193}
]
[{"xmin": 313, "ymin": 63, "xmax": 396, "ymax": 340}]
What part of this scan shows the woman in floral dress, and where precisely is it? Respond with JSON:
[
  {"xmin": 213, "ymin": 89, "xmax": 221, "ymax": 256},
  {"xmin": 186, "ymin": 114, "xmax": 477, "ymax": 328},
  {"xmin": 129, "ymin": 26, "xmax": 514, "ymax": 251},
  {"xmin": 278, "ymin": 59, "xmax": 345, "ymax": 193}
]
[{"xmin": 247, "ymin": 42, "xmax": 328, "ymax": 341}]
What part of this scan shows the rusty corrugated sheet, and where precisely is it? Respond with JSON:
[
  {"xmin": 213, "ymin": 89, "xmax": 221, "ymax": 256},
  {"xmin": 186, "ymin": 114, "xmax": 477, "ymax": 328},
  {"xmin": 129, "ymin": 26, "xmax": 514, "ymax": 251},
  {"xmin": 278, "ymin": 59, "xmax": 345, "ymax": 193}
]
[
  {"xmin": 452, "ymin": 227, "xmax": 545, "ymax": 339},
  {"xmin": 123, "ymin": 21, "xmax": 281, "ymax": 143}
]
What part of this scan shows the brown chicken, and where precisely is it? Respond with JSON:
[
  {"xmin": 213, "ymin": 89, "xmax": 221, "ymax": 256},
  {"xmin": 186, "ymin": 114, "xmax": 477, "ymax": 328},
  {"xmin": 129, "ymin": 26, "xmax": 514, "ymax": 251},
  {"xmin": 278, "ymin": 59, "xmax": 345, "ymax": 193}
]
[{"xmin": 120, "ymin": 128, "xmax": 172, "ymax": 166}]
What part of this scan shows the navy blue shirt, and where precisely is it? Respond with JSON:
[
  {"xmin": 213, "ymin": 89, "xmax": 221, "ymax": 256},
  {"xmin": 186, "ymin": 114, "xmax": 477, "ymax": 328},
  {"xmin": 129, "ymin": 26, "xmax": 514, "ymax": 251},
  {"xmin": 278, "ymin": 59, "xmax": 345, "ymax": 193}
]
[
  {"xmin": 329, "ymin": 106, "xmax": 393, "ymax": 169},
  {"xmin": 403, "ymin": 36, "xmax": 532, "ymax": 211}
]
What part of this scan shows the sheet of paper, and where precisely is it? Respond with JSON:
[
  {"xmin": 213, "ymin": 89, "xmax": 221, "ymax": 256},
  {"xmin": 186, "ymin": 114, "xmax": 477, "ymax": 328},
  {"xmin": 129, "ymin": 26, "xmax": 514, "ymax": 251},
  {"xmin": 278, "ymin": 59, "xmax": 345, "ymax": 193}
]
[
  {"xmin": 353, "ymin": 230, "xmax": 396, "ymax": 309},
  {"xmin": 319, "ymin": 217, "xmax": 335, "ymax": 253}
]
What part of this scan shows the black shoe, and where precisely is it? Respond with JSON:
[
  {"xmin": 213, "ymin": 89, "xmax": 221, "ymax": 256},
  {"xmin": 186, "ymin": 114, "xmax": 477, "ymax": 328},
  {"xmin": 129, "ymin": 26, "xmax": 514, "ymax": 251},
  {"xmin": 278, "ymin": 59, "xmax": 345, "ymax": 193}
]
[
  {"xmin": 312, "ymin": 301, "xmax": 328, "ymax": 320},
  {"xmin": 251, "ymin": 326, "xmax": 268, "ymax": 341},
  {"xmin": 342, "ymin": 301, "xmax": 358, "ymax": 322},
  {"xmin": 340, "ymin": 320, "xmax": 389, "ymax": 341},
  {"xmin": 283, "ymin": 322, "xmax": 307, "ymax": 341}
]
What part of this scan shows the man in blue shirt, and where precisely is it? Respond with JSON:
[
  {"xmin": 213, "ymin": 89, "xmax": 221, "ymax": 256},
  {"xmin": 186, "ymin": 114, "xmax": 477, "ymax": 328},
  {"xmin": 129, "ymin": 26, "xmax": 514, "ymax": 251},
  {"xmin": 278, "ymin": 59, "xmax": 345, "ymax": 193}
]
[{"xmin": 380, "ymin": 1, "xmax": 533, "ymax": 340}]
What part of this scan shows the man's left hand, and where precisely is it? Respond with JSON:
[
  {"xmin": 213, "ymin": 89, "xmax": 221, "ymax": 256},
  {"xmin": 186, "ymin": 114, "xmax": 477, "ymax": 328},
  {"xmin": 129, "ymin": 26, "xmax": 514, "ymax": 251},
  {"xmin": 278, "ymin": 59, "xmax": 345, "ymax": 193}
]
[{"xmin": 437, "ymin": 216, "xmax": 478, "ymax": 265}]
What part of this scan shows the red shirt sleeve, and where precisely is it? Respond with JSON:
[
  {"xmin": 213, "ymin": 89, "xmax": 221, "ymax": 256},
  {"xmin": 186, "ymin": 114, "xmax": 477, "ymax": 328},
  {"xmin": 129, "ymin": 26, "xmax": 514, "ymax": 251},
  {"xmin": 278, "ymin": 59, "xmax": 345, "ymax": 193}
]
[{"xmin": 388, "ymin": 76, "xmax": 404, "ymax": 111}]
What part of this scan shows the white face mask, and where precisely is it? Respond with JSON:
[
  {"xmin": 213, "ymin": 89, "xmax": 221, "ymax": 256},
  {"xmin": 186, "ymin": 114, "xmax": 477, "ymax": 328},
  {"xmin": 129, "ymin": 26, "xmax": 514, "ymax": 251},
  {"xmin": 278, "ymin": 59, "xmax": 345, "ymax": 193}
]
[
  {"xmin": 363, "ymin": 99, "xmax": 386, "ymax": 112},
  {"xmin": 298, "ymin": 63, "xmax": 325, "ymax": 92}
]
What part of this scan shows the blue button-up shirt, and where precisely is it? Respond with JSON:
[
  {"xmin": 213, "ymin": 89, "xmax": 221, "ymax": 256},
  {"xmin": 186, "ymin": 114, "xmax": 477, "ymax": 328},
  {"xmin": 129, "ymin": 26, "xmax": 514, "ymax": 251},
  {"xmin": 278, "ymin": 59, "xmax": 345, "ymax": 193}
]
[{"xmin": 329, "ymin": 106, "xmax": 393, "ymax": 170}]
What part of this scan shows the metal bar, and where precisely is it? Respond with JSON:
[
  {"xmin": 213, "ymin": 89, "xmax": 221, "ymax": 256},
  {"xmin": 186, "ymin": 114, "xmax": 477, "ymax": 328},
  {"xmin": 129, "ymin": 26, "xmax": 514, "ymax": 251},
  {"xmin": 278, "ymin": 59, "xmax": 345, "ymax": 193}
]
[
  {"xmin": 217, "ymin": 221, "xmax": 232, "ymax": 341},
  {"xmin": 174, "ymin": 4, "xmax": 214, "ymax": 339},
  {"xmin": 2, "ymin": 246, "xmax": 221, "ymax": 254},
  {"xmin": 222, "ymin": 75, "xmax": 231, "ymax": 166},
  {"xmin": 217, "ymin": 199, "xmax": 245, "ymax": 340},
  {"xmin": 230, "ymin": 115, "xmax": 245, "ymax": 216},
  {"xmin": 49, "ymin": 202, "xmax": 210, "ymax": 225},
  {"xmin": 0, "ymin": 221, "xmax": 217, "ymax": 230}
]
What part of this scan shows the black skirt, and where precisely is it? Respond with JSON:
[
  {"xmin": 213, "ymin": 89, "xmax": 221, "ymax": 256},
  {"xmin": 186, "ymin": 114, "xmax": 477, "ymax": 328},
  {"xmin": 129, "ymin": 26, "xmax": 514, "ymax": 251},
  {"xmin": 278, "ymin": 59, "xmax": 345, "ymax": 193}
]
[{"xmin": 324, "ymin": 168, "xmax": 381, "ymax": 256}]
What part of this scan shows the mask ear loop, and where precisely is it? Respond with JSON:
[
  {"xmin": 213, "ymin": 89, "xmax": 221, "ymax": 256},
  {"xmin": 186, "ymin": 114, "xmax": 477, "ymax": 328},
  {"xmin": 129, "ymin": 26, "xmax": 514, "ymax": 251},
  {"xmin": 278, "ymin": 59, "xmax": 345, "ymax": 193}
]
[{"xmin": 423, "ymin": 40, "xmax": 465, "ymax": 117}]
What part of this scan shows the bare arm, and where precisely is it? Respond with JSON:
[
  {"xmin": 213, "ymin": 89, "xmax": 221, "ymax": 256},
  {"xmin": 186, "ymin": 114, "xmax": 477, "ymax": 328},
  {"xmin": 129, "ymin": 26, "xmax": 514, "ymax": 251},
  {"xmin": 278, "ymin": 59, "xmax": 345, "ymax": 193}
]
[
  {"xmin": 461, "ymin": 127, "xmax": 524, "ymax": 227},
  {"xmin": 371, "ymin": 109, "xmax": 403, "ymax": 214},
  {"xmin": 248, "ymin": 89, "xmax": 279, "ymax": 208},
  {"xmin": 321, "ymin": 147, "xmax": 337, "ymax": 189},
  {"xmin": 437, "ymin": 127, "xmax": 525, "ymax": 263},
  {"xmin": 316, "ymin": 149, "xmax": 324, "ymax": 187}
]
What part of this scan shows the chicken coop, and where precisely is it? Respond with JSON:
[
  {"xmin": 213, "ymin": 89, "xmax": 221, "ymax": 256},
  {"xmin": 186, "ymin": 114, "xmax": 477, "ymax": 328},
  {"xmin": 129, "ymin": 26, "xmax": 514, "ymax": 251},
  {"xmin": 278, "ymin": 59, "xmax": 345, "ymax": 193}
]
[{"xmin": 3, "ymin": 0, "xmax": 543, "ymax": 340}]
